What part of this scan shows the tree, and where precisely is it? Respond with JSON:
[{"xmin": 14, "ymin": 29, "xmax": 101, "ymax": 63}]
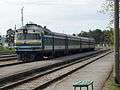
[
  {"xmin": 78, "ymin": 31, "xmax": 89, "ymax": 37},
  {"xmin": 77, "ymin": 29, "xmax": 113, "ymax": 46},
  {"xmin": 104, "ymin": 28, "xmax": 114, "ymax": 46},
  {"xmin": 88, "ymin": 29, "xmax": 104, "ymax": 45},
  {"xmin": 100, "ymin": 0, "xmax": 114, "ymax": 25},
  {"xmin": 99, "ymin": 0, "xmax": 115, "ymax": 46},
  {"xmin": 6, "ymin": 29, "xmax": 15, "ymax": 47}
]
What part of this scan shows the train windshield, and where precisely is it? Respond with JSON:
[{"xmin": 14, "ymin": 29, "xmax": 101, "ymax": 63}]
[{"xmin": 17, "ymin": 33, "xmax": 41, "ymax": 40}]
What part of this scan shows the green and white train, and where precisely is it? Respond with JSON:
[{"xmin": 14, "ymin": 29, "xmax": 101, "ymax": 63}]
[{"xmin": 15, "ymin": 23, "xmax": 95, "ymax": 61}]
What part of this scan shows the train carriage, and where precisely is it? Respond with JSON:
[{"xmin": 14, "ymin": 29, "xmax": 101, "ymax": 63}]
[
  {"xmin": 67, "ymin": 35, "xmax": 81, "ymax": 53},
  {"xmin": 80, "ymin": 37, "xmax": 90, "ymax": 50}
]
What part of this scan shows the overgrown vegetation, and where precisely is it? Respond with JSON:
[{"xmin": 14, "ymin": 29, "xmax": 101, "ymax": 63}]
[
  {"xmin": 0, "ymin": 46, "xmax": 15, "ymax": 54},
  {"xmin": 104, "ymin": 76, "xmax": 120, "ymax": 90}
]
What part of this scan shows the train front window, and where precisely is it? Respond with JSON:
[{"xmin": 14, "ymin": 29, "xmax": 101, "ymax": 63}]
[{"xmin": 17, "ymin": 33, "xmax": 41, "ymax": 40}]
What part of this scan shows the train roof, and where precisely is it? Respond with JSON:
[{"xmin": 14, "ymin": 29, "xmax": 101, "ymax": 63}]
[
  {"xmin": 81, "ymin": 37, "xmax": 95, "ymax": 41},
  {"xmin": 19, "ymin": 24, "xmax": 42, "ymax": 30},
  {"xmin": 53, "ymin": 32, "xmax": 66, "ymax": 37},
  {"xmin": 67, "ymin": 35, "xmax": 80, "ymax": 38},
  {"xmin": 18, "ymin": 23, "xmax": 53, "ymax": 34},
  {"xmin": 80, "ymin": 37, "xmax": 92, "ymax": 40},
  {"xmin": 17, "ymin": 23, "xmax": 95, "ymax": 41}
]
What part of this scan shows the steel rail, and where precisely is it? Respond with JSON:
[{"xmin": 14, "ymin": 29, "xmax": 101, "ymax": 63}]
[{"xmin": 0, "ymin": 49, "xmax": 111, "ymax": 90}]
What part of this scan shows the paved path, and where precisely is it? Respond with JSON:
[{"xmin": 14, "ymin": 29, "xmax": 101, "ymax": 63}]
[{"xmin": 45, "ymin": 53, "xmax": 114, "ymax": 90}]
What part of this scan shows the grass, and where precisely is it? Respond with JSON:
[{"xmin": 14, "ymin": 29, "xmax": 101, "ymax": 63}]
[
  {"xmin": 0, "ymin": 46, "xmax": 15, "ymax": 54},
  {"xmin": 110, "ymin": 82, "xmax": 120, "ymax": 90},
  {"xmin": 103, "ymin": 74, "xmax": 120, "ymax": 90},
  {"xmin": 111, "ymin": 85, "xmax": 120, "ymax": 90}
]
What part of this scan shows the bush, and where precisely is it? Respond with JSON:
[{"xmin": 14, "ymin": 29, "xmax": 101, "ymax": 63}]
[{"xmin": 0, "ymin": 46, "xmax": 15, "ymax": 54}]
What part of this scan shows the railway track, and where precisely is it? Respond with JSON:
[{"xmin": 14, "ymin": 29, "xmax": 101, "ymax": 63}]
[
  {"xmin": 0, "ymin": 54, "xmax": 19, "ymax": 68},
  {"xmin": 34, "ymin": 51, "xmax": 112, "ymax": 90},
  {"xmin": 0, "ymin": 54, "xmax": 46, "ymax": 68},
  {"xmin": 0, "ymin": 54, "xmax": 16, "ymax": 57},
  {"xmin": 0, "ymin": 54, "xmax": 17, "ymax": 62},
  {"xmin": 0, "ymin": 48, "xmax": 102, "ymax": 68},
  {"xmin": 0, "ymin": 49, "xmax": 112, "ymax": 90},
  {"xmin": 0, "ymin": 49, "xmax": 99, "ymax": 68}
]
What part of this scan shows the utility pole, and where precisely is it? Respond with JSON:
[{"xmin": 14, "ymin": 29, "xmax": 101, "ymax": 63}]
[
  {"xmin": 114, "ymin": 0, "xmax": 120, "ymax": 84},
  {"xmin": 14, "ymin": 25, "xmax": 16, "ymax": 30},
  {"xmin": 21, "ymin": 7, "xmax": 24, "ymax": 26}
]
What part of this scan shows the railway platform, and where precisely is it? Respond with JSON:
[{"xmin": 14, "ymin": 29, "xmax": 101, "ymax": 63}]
[{"xmin": 44, "ymin": 52, "xmax": 114, "ymax": 90}]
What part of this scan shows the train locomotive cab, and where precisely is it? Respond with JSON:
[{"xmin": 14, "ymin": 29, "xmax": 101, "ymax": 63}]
[{"xmin": 15, "ymin": 24, "xmax": 43, "ymax": 61}]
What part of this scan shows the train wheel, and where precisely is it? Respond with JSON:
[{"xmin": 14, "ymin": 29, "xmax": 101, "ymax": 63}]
[
  {"xmin": 20, "ymin": 54, "xmax": 26, "ymax": 62},
  {"xmin": 29, "ymin": 54, "xmax": 35, "ymax": 61},
  {"xmin": 35, "ymin": 53, "xmax": 43, "ymax": 61},
  {"xmin": 17, "ymin": 54, "xmax": 22, "ymax": 61}
]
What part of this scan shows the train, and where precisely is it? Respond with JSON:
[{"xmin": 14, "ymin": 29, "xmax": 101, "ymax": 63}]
[{"xmin": 14, "ymin": 23, "xmax": 95, "ymax": 61}]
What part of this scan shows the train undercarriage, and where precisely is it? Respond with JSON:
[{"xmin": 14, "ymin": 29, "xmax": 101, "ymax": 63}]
[
  {"xmin": 16, "ymin": 48, "xmax": 95, "ymax": 62},
  {"xmin": 17, "ymin": 51, "xmax": 43, "ymax": 62}
]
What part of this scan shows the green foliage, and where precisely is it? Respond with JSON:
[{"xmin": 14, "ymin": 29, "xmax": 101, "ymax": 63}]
[
  {"xmin": 89, "ymin": 29, "xmax": 104, "ymax": 44},
  {"xmin": 77, "ymin": 28, "xmax": 114, "ymax": 46},
  {"xmin": 100, "ymin": 1, "xmax": 114, "ymax": 15},
  {"xmin": 6, "ymin": 29, "xmax": 15, "ymax": 47},
  {"xmin": 78, "ymin": 31, "xmax": 89, "ymax": 37},
  {"xmin": 111, "ymin": 85, "xmax": 120, "ymax": 90},
  {"xmin": 0, "ymin": 46, "xmax": 15, "ymax": 54},
  {"xmin": 100, "ymin": 0, "xmax": 114, "ymax": 25},
  {"xmin": 100, "ymin": 0, "xmax": 120, "ymax": 25},
  {"xmin": 105, "ymin": 78, "xmax": 120, "ymax": 90}
]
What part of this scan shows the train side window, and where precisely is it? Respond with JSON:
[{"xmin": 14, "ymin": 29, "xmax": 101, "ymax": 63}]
[
  {"xmin": 36, "ymin": 34, "xmax": 40, "ymax": 40},
  {"xmin": 44, "ymin": 31, "xmax": 48, "ymax": 35}
]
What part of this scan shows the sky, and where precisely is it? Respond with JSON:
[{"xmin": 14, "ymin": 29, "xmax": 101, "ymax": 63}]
[{"xmin": 0, "ymin": 0, "xmax": 109, "ymax": 35}]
